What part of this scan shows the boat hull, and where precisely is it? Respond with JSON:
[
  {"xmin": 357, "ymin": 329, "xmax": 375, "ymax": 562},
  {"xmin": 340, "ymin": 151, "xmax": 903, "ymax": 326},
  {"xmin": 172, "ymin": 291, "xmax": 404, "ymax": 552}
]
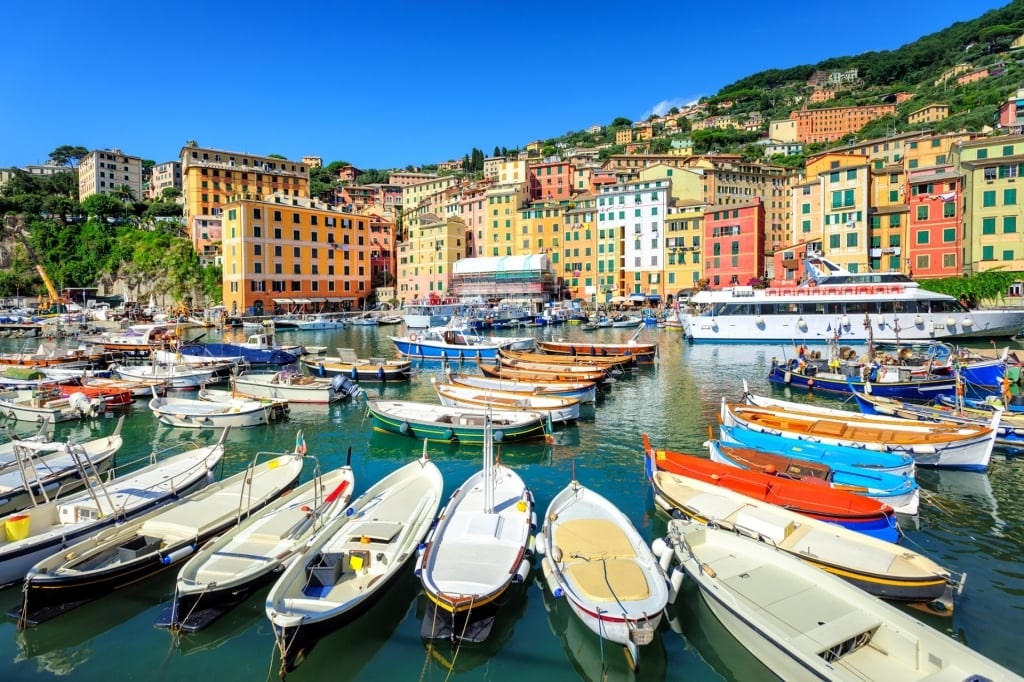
[
  {"xmin": 768, "ymin": 358, "xmax": 955, "ymax": 399},
  {"xmin": 536, "ymin": 340, "xmax": 657, "ymax": 364},
  {"xmin": 300, "ymin": 358, "xmax": 411, "ymax": 382},
  {"xmin": 368, "ymin": 402, "xmax": 549, "ymax": 444}
]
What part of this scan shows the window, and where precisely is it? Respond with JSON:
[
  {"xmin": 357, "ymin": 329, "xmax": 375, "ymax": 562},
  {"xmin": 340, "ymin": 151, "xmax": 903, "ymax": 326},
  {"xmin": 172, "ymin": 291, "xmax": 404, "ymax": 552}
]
[
  {"xmin": 916, "ymin": 230, "xmax": 929, "ymax": 245},
  {"xmin": 983, "ymin": 191, "xmax": 997, "ymax": 207},
  {"xmin": 1004, "ymin": 145, "xmax": 1015, "ymax": 156},
  {"xmin": 943, "ymin": 253, "xmax": 957, "ymax": 268},
  {"xmin": 846, "ymin": 169, "xmax": 856, "ymax": 181},
  {"xmin": 977, "ymin": 149, "xmax": 988, "ymax": 160},
  {"xmin": 916, "ymin": 205, "xmax": 928, "ymax": 220},
  {"xmin": 982, "ymin": 217, "xmax": 996, "ymax": 235},
  {"xmin": 943, "ymin": 227, "xmax": 956, "ymax": 242},
  {"xmin": 943, "ymin": 202, "xmax": 955, "ymax": 218},
  {"xmin": 1005, "ymin": 188, "xmax": 1017, "ymax": 205},
  {"xmin": 889, "ymin": 190, "xmax": 899, "ymax": 202},
  {"xmin": 983, "ymin": 245, "xmax": 994, "ymax": 260},
  {"xmin": 829, "ymin": 234, "xmax": 840, "ymax": 249},
  {"xmin": 1004, "ymin": 249, "xmax": 1015, "ymax": 261},
  {"xmin": 846, "ymin": 233, "xmax": 857, "ymax": 248},
  {"xmin": 273, "ymin": 211, "xmax": 282, "ymax": 221},
  {"xmin": 917, "ymin": 254, "xmax": 930, "ymax": 269},
  {"xmin": 1005, "ymin": 216, "xmax": 1017, "ymax": 234}
]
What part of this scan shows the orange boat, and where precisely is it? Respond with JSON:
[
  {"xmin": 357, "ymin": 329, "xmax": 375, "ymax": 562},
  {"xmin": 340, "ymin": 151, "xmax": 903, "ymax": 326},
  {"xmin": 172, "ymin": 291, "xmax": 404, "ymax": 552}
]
[
  {"xmin": 58, "ymin": 380, "xmax": 134, "ymax": 407},
  {"xmin": 479, "ymin": 363, "xmax": 609, "ymax": 384},
  {"xmin": 497, "ymin": 348, "xmax": 633, "ymax": 370},
  {"xmin": 641, "ymin": 434, "xmax": 898, "ymax": 542},
  {"xmin": 537, "ymin": 339, "xmax": 657, "ymax": 364}
]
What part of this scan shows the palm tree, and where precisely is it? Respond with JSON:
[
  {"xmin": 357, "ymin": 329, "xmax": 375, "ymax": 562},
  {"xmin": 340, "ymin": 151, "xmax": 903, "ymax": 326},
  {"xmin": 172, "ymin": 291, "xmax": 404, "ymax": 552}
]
[{"xmin": 113, "ymin": 184, "xmax": 135, "ymax": 222}]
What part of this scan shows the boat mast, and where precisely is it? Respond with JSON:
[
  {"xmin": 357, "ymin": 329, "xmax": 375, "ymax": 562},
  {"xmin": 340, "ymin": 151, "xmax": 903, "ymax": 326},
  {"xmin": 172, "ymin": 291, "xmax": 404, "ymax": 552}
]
[{"xmin": 483, "ymin": 416, "xmax": 494, "ymax": 514}]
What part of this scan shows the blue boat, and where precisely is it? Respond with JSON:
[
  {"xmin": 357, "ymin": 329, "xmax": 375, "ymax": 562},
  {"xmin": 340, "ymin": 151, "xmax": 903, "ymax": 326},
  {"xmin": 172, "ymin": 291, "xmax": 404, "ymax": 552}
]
[
  {"xmin": 179, "ymin": 332, "xmax": 299, "ymax": 367},
  {"xmin": 768, "ymin": 356, "xmax": 955, "ymax": 399},
  {"xmin": 711, "ymin": 427, "xmax": 920, "ymax": 515},
  {"xmin": 389, "ymin": 325, "xmax": 534, "ymax": 362}
]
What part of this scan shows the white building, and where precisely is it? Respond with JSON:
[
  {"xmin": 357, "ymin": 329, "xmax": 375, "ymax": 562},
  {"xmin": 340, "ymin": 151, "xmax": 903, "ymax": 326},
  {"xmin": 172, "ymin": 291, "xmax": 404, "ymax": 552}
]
[
  {"xmin": 79, "ymin": 149, "xmax": 143, "ymax": 201},
  {"xmin": 596, "ymin": 178, "xmax": 670, "ymax": 298}
]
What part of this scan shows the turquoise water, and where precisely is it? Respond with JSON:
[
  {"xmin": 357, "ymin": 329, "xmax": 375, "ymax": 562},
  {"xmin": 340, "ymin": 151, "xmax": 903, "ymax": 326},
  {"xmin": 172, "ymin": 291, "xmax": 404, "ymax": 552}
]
[{"xmin": 0, "ymin": 325, "xmax": 1021, "ymax": 681}]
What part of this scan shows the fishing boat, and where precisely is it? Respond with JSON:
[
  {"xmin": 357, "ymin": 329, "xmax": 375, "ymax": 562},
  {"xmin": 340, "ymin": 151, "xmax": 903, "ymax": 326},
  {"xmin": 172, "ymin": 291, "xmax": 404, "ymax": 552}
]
[
  {"xmin": 479, "ymin": 363, "xmax": 610, "ymax": 385},
  {"xmin": 159, "ymin": 447, "xmax": 355, "ymax": 632},
  {"xmin": 445, "ymin": 372, "xmax": 598, "ymax": 404},
  {"xmin": 0, "ymin": 420, "xmax": 55, "ymax": 468},
  {"xmin": 77, "ymin": 376, "xmax": 167, "ymax": 399},
  {"xmin": 347, "ymin": 316, "xmax": 379, "ymax": 327},
  {"xmin": 293, "ymin": 314, "xmax": 346, "ymax": 331},
  {"xmin": 0, "ymin": 342, "xmax": 109, "ymax": 369},
  {"xmin": 390, "ymin": 325, "xmax": 534, "ymax": 362},
  {"xmin": 78, "ymin": 323, "xmax": 181, "ymax": 357},
  {"xmin": 723, "ymin": 398, "xmax": 1000, "ymax": 472},
  {"xmin": 711, "ymin": 427, "xmax": 920, "ymax": 515},
  {"xmin": 640, "ymin": 435, "xmax": 898, "ymax": 542},
  {"xmin": 0, "ymin": 419, "xmax": 124, "ymax": 517},
  {"xmin": 496, "ymin": 355, "xmax": 617, "ymax": 378},
  {"xmin": 767, "ymin": 355, "xmax": 957, "ymax": 399},
  {"xmin": 660, "ymin": 520, "xmax": 1017, "ymax": 681},
  {"xmin": 432, "ymin": 378, "xmax": 581, "ymax": 424},
  {"xmin": 367, "ymin": 400, "xmax": 551, "ymax": 444},
  {"xmin": 418, "ymin": 419, "xmax": 535, "ymax": 643},
  {"xmin": 648, "ymin": 464, "xmax": 953, "ymax": 604},
  {"xmin": 300, "ymin": 348, "xmax": 412, "ymax": 382},
  {"xmin": 177, "ymin": 333, "xmax": 300, "ymax": 367},
  {"xmin": 149, "ymin": 393, "xmax": 288, "ymax": 429},
  {"xmin": 15, "ymin": 443, "xmax": 304, "ymax": 626},
  {"xmin": 0, "ymin": 431, "xmax": 227, "ymax": 588},
  {"xmin": 536, "ymin": 338, "xmax": 658, "ymax": 364},
  {"xmin": 153, "ymin": 349, "xmax": 245, "ymax": 367},
  {"xmin": 231, "ymin": 370, "xmax": 361, "ymax": 404},
  {"xmin": 681, "ymin": 250, "xmax": 1024, "ymax": 343},
  {"xmin": 498, "ymin": 348, "xmax": 633, "ymax": 371},
  {"xmin": 54, "ymin": 378, "xmax": 132, "ymax": 409},
  {"xmin": 535, "ymin": 477, "xmax": 669, "ymax": 671},
  {"xmin": 266, "ymin": 454, "xmax": 443, "ymax": 669},
  {"xmin": 110, "ymin": 361, "xmax": 226, "ymax": 391},
  {"xmin": 0, "ymin": 386, "xmax": 104, "ymax": 423}
]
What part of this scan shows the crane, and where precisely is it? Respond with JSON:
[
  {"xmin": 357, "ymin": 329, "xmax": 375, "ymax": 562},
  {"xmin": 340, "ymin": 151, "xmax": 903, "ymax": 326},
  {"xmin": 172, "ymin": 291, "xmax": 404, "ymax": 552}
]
[{"xmin": 4, "ymin": 215, "xmax": 69, "ymax": 314}]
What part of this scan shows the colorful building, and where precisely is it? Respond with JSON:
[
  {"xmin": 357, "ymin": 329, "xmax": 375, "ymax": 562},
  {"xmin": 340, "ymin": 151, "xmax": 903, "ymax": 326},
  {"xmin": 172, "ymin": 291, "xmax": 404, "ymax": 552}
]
[
  {"xmin": 790, "ymin": 103, "xmax": 897, "ymax": 144},
  {"xmin": 907, "ymin": 104, "xmax": 950, "ymax": 125},
  {"xmin": 396, "ymin": 214, "xmax": 466, "ymax": 303},
  {"xmin": 596, "ymin": 178, "xmax": 669, "ymax": 302},
  {"xmin": 703, "ymin": 198, "xmax": 766, "ymax": 288},
  {"xmin": 665, "ymin": 202, "xmax": 706, "ymax": 294},
  {"xmin": 868, "ymin": 161, "xmax": 908, "ymax": 273},
  {"xmin": 220, "ymin": 193, "xmax": 373, "ymax": 317},
  {"xmin": 78, "ymin": 149, "xmax": 143, "ymax": 202},
  {"xmin": 563, "ymin": 195, "xmax": 600, "ymax": 302},
  {"xmin": 484, "ymin": 182, "xmax": 529, "ymax": 257},
  {"xmin": 527, "ymin": 159, "xmax": 574, "ymax": 201},
  {"xmin": 147, "ymin": 160, "xmax": 182, "ymax": 199},
  {"xmin": 905, "ymin": 165, "xmax": 961, "ymax": 278}
]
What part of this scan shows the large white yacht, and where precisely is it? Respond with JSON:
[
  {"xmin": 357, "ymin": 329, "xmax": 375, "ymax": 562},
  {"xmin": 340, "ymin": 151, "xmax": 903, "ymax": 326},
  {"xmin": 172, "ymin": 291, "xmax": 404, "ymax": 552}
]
[{"xmin": 682, "ymin": 253, "xmax": 1024, "ymax": 343}]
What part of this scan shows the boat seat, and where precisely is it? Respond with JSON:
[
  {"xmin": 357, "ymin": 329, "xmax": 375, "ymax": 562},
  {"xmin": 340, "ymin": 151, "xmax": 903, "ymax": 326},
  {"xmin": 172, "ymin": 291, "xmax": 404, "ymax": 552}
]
[
  {"xmin": 248, "ymin": 511, "xmax": 302, "ymax": 543},
  {"xmin": 553, "ymin": 519, "xmax": 636, "ymax": 560},
  {"xmin": 792, "ymin": 609, "xmax": 881, "ymax": 653},
  {"xmin": 336, "ymin": 348, "xmax": 359, "ymax": 363},
  {"xmin": 565, "ymin": 557, "xmax": 650, "ymax": 603},
  {"xmin": 195, "ymin": 551, "xmax": 270, "ymax": 584}
]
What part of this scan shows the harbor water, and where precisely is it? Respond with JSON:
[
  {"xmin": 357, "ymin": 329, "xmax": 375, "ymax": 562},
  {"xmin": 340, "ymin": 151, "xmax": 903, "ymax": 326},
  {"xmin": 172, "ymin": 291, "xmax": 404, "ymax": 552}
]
[{"xmin": 0, "ymin": 324, "xmax": 1021, "ymax": 681}]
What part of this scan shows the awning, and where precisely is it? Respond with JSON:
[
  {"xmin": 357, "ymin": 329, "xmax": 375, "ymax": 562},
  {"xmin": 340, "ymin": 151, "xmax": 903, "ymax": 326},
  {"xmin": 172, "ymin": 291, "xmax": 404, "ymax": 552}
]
[
  {"xmin": 272, "ymin": 298, "xmax": 293, "ymax": 304},
  {"xmin": 645, "ymin": 294, "xmax": 661, "ymax": 301},
  {"xmin": 292, "ymin": 298, "xmax": 312, "ymax": 304},
  {"xmin": 629, "ymin": 295, "xmax": 647, "ymax": 302},
  {"xmin": 608, "ymin": 296, "xmax": 628, "ymax": 303},
  {"xmin": 309, "ymin": 298, "xmax": 327, "ymax": 303}
]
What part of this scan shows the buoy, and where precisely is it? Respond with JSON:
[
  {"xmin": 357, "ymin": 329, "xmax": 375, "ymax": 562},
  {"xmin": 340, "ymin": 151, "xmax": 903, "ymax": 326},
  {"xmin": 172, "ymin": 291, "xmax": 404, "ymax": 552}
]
[
  {"xmin": 514, "ymin": 558, "xmax": 531, "ymax": 583},
  {"xmin": 807, "ymin": 378, "xmax": 815, "ymax": 388},
  {"xmin": 160, "ymin": 544, "xmax": 195, "ymax": 565},
  {"xmin": 399, "ymin": 421, "xmax": 410, "ymax": 434},
  {"xmin": 445, "ymin": 428, "xmax": 455, "ymax": 440},
  {"xmin": 493, "ymin": 429, "xmax": 505, "ymax": 442},
  {"xmin": 946, "ymin": 316, "xmax": 957, "ymax": 328},
  {"xmin": 963, "ymin": 318, "xmax": 974, "ymax": 328},
  {"xmin": 376, "ymin": 367, "xmax": 384, "ymax": 381},
  {"xmin": 409, "ymin": 333, "xmax": 418, "ymax": 342}
]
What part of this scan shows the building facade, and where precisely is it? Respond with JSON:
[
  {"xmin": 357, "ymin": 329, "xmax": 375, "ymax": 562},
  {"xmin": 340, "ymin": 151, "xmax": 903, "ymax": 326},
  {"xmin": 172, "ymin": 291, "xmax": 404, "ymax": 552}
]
[
  {"xmin": 147, "ymin": 161, "xmax": 182, "ymax": 199},
  {"xmin": 703, "ymin": 199, "xmax": 766, "ymax": 288},
  {"xmin": 78, "ymin": 149, "xmax": 143, "ymax": 201}
]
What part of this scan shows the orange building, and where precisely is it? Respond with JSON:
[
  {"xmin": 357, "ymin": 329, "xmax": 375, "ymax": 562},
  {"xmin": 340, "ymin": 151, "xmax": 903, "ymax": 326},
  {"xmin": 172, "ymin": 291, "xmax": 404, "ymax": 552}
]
[
  {"xmin": 528, "ymin": 159, "xmax": 574, "ymax": 201},
  {"xmin": 220, "ymin": 194, "xmax": 373, "ymax": 317},
  {"xmin": 791, "ymin": 104, "xmax": 897, "ymax": 144}
]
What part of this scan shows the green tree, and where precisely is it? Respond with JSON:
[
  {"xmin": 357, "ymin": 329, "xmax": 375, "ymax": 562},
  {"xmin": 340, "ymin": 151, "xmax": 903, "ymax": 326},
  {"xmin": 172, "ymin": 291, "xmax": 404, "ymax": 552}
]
[
  {"xmin": 610, "ymin": 117, "xmax": 632, "ymax": 127},
  {"xmin": 81, "ymin": 193, "xmax": 123, "ymax": 221},
  {"xmin": 161, "ymin": 187, "xmax": 182, "ymax": 200},
  {"xmin": 48, "ymin": 145, "xmax": 89, "ymax": 168}
]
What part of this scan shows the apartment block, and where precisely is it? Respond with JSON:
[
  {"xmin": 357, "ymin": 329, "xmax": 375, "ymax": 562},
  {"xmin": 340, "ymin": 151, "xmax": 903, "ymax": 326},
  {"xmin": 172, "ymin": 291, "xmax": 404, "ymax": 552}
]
[
  {"xmin": 396, "ymin": 214, "xmax": 467, "ymax": 302},
  {"xmin": 484, "ymin": 182, "xmax": 530, "ymax": 257},
  {"xmin": 791, "ymin": 104, "xmax": 897, "ymax": 144},
  {"xmin": 147, "ymin": 161, "xmax": 182, "ymax": 199},
  {"xmin": 596, "ymin": 178, "xmax": 670, "ymax": 300},
  {"xmin": 180, "ymin": 145, "xmax": 309, "ymax": 258},
  {"xmin": 665, "ymin": 202, "xmax": 706, "ymax": 292},
  {"xmin": 563, "ymin": 195, "xmax": 602, "ymax": 301},
  {"xmin": 78, "ymin": 149, "xmax": 143, "ymax": 201},
  {"xmin": 905, "ymin": 166, "xmax": 961, "ymax": 278},
  {"xmin": 220, "ymin": 193, "xmax": 373, "ymax": 317},
  {"xmin": 907, "ymin": 104, "xmax": 950, "ymax": 125},
  {"xmin": 868, "ymin": 161, "xmax": 909, "ymax": 273},
  {"xmin": 388, "ymin": 171, "xmax": 440, "ymax": 187},
  {"xmin": 528, "ymin": 159, "xmax": 573, "ymax": 201},
  {"xmin": 703, "ymin": 199, "xmax": 766, "ymax": 288}
]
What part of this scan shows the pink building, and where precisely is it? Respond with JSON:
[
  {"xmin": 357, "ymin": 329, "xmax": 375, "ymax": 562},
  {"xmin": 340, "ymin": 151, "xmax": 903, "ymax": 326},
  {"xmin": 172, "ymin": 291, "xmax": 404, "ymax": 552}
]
[
  {"xmin": 905, "ymin": 166, "xmax": 961, "ymax": 279},
  {"xmin": 528, "ymin": 160, "xmax": 574, "ymax": 201},
  {"xmin": 769, "ymin": 240, "xmax": 820, "ymax": 287},
  {"xmin": 338, "ymin": 165, "xmax": 362, "ymax": 183},
  {"xmin": 703, "ymin": 198, "xmax": 766, "ymax": 288}
]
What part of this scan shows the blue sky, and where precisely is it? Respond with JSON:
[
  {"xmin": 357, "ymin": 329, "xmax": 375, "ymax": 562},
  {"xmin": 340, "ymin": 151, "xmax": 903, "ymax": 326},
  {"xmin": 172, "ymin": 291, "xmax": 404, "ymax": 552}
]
[{"xmin": 1, "ymin": 0, "xmax": 1010, "ymax": 171}]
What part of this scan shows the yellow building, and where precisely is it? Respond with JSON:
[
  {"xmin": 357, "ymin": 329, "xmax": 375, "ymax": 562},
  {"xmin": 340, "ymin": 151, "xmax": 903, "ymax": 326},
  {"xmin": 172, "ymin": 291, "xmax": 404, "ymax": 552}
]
[
  {"xmin": 953, "ymin": 135, "xmax": 1024, "ymax": 274},
  {"xmin": 615, "ymin": 128, "xmax": 634, "ymax": 145},
  {"xmin": 484, "ymin": 182, "xmax": 529, "ymax": 257},
  {"xmin": 639, "ymin": 164, "xmax": 703, "ymax": 204},
  {"xmin": 665, "ymin": 202, "xmax": 706, "ymax": 293},
  {"xmin": 562, "ymin": 195, "xmax": 598, "ymax": 301},
  {"xmin": 804, "ymin": 154, "xmax": 870, "ymax": 272},
  {"xmin": 396, "ymin": 214, "xmax": 466, "ymax": 302},
  {"xmin": 401, "ymin": 175, "xmax": 460, "ymax": 228},
  {"xmin": 181, "ymin": 144, "xmax": 310, "ymax": 260},
  {"xmin": 517, "ymin": 201, "xmax": 564, "ymax": 260},
  {"xmin": 868, "ymin": 162, "xmax": 909, "ymax": 272},
  {"xmin": 907, "ymin": 104, "xmax": 950, "ymax": 125},
  {"xmin": 220, "ymin": 193, "xmax": 373, "ymax": 317}
]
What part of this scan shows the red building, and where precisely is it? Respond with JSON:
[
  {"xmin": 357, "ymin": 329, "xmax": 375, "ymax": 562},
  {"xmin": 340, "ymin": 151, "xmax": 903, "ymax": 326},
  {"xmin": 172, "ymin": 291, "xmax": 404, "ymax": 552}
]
[
  {"xmin": 905, "ymin": 166, "xmax": 961, "ymax": 279},
  {"xmin": 769, "ymin": 240, "xmax": 821, "ymax": 287},
  {"xmin": 527, "ymin": 159, "xmax": 574, "ymax": 201},
  {"xmin": 703, "ymin": 198, "xmax": 766, "ymax": 287}
]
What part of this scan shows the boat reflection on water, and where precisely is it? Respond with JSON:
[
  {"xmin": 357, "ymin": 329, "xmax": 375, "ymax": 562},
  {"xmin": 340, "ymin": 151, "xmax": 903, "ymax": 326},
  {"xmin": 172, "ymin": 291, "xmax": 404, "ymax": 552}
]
[
  {"xmin": 916, "ymin": 468, "xmax": 1006, "ymax": 537},
  {"xmin": 667, "ymin": 580, "xmax": 775, "ymax": 682},
  {"xmin": 273, "ymin": 567, "xmax": 420, "ymax": 675},
  {"xmin": 173, "ymin": 592, "xmax": 271, "ymax": 658},
  {"xmin": 369, "ymin": 432, "xmax": 556, "ymax": 465},
  {"xmin": 12, "ymin": 573, "xmax": 178, "ymax": 676},
  {"xmin": 418, "ymin": 582, "xmax": 530, "ymax": 675},
  {"xmin": 539, "ymin": 573, "xmax": 667, "ymax": 680}
]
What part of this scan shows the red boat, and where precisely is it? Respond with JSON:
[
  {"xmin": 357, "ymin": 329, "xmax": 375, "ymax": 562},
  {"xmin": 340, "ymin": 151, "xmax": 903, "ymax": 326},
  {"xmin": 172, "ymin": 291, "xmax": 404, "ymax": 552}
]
[
  {"xmin": 58, "ymin": 380, "xmax": 133, "ymax": 408},
  {"xmin": 641, "ymin": 434, "xmax": 899, "ymax": 542}
]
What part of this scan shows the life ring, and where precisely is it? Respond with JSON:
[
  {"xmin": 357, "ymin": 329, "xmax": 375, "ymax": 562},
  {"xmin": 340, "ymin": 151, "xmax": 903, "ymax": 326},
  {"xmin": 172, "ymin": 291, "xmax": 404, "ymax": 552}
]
[{"xmin": 409, "ymin": 333, "xmax": 418, "ymax": 342}]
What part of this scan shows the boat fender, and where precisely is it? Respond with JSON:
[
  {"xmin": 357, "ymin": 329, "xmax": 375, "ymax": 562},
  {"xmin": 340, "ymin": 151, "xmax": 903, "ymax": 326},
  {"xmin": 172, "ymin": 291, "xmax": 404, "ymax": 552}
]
[
  {"xmin": 912, "ymin": 445, "xmax": 937, "ymax": 455},
  {"xmin": 807, "ymin": 378, "xmax": 814, "ymax": 388},
  {"xmin": 669, "ymin": 566, "xmax": 685, "ymax": 602},
  {"xmin": 535, "ymin": 531, "xmax": 546, "ymax": 551},
  {"xmin": 493, "ymin": 429, "xmax": 504, "ymax": 443},
  {"xmin": 409, "ymin": 333, "xmax": 418, "ymax": 342},
  {"xmin": 376, "ymin": 367, "xmax": 384, "ymax": 381},
  {"xmin": 513, "ymin": 558, "xmax": 531, "ymax": 583},
  {"xmin": 652, "ymin": 537, "xmax": 672, "ymax": 571},
  {"xmin": 783, "ymin": 371, "xmax": 792, "ymax": 384},
  {"xmin": 161, "ymin": 544, "xmax": 195, "ymax": 565},
  {"xmin": 458, "ymin": 350, "xmax": 464, "ymax": 361},
  {"xmin": 399, "ymin": 421, "xmax": 410, "ymax": 435},
  {"xmin": 551, "ymin": 545, "xmax": 563, "ymax": 563},
  {"xmin": 440, "ymin": 351, "xmax": 447, "ymax": 361},
  {"xmin": 444, "ymin": 428, "xmax": 455, "ymax": 441},
  {"xmin": 525, "ymin": 534, "xmax": 536, "ymax": 558},
  {"xmin": 351, "ymin": 366, "xmax": 358, "ymax": 380},
  {"xmin": 530, "ymin": 510, "xmax": 537, "ymax": 530},
  {"xmin": 317, "ymin": 363, "xmax": 325, "ymax": 377}
]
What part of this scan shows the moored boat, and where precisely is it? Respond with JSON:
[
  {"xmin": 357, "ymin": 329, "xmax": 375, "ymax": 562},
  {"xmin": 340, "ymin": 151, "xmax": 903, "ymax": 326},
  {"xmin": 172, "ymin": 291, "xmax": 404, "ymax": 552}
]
[
  {"xmin": 178, "ymin": 333, "xmax": 300, "ymax": 367},
  {"xmin": 498, "ymin": 347, "xmax": 633, "ymax": 370},
  {"xmin": 390, "ymin": 325, "xmax": 534, "ymax": 362},
  {"xmin": 445, "ymin": 372, "xmax": 598, "ymax": 404},
  {"xmin": 661, "ymin": 520, "xmax": 1017, "ymax": 681},
  {"xmin": 641, "ymin": 435, "xmax": 898, "ymax": 542},
  {"xmin": 432, "ymin": 379, "xmax": 581, "ymax": 424},
  {"xmin": 231, "ymin": 370, "xmax": 361, "ymax": 404},
  {"xmin": 0, "ymin": 386, "xmax": 104, "ymax": 423},
  {"xmin": 15, "ymin": 442, "xmax": 304, "ymax": 626},
  {"xmin": 367, "ymin": 400, "xmax": 551, "ymax": 444},
  {"xmin": 535, "ymin": 477, "xmax": 669, "ymax": 671},
  {"xmin": 299, "ymin": 348, "xmax": 412, "ymax": 382},
  {"xmin": 110, "ymin": 361, "xmax": 226, "ymax": 391},
  {"xmin": 768, "ymin": 355, "xmax": 956, "ymax": 398},
  {"xmin": 479, "ymin": 363, "xmax": 610, "ymax": 385},
  {"xmin": 536, "ymin": 338, "xmax": 658, "ymax": 364},
  {"xmin": 149, "ymin": 393, "xmax": 288, "ymax": 429}
]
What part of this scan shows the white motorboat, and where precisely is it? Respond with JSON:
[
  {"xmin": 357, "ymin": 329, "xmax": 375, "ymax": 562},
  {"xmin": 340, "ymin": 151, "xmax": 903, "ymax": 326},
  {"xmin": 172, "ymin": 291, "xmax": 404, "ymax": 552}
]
[
  {"xmin": 17, "ymin": 446, "xmax": 304, "ymax": 626},
  {"xmin": 163, "ymin": 455, "xmax": 355, "ymax": 632},
  {"xmin": 536, "ymin": 478, "xmax": 669, "ymax": 671},
  {"xmin": 445, "ymin": 371, "xmax": 597, "ymax": 404},
  {"xmin": 266, "ymin": 454, "xmax": 443, "ymax": 669},
  {"xmin": 149, "ymin": 393, "xmax": 288, "ymax": 429},
  {"xmin": 231, "ymin": 371, "xmax": 361, "ymax": 404},
  {"xmin": 663, "ymin": 520, "xmax": 1020, "ymax": 681},
  {"xmin": 0, "ymin": 386, "xmax": 103, "ymax": 423},
  {"xmin": 418, "ymin": 421, "xmax": 535, "ymax": 642},
  {"xmin": 293, "ymin": 314, "xmax": 346, "ymax": 331},
  {"xmin": 110, "ymin": 361, "xmax": 226, "ymax": 391},
  {"xmin": 0, "ymin": 430, "xmax": 227, "ymax": 588},
  {"xmin": 682, "ymin": 251, "xmax": 1024, "ymax": 343},
  {"xmin": 153, "ymin": 349, "xmax": 244, "ymax": 366},
  {"xmin": 432, "ymin": 378, "xmax": 581, "ymax": 424}
]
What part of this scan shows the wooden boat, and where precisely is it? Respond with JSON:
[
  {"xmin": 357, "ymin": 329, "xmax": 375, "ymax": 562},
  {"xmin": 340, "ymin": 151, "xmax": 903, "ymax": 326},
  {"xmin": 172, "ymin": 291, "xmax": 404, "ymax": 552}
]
[
  {"xmin": 723, "ymin": 398, "xmax": 1000, "ymax": 472},
  {"xmin": 0, "ymin": 386, "xmax": 104, "ymax": 423},
  {"xmin": 662, "ymin": 520, "xmax": 1017, "ymax": 682},
  {"xmin": 640, "ymin": 435, "xmax": 898, "ymax": 542},
  {"xmin": 15, "ymin": 444, "xmax": 304, "ymax": 626},
  {"xmin": 497, "ymin": 355, "xmax": 613, "ymax": 377},
  {"xmin": 367, "ymin": 400, "xmax": 551, "ymax": 444},
  {"xmin": 110, "ymin": 361, "xmax": 226, "ymax": 391},
  {"xmin": 536, "ymin": 338, "xmax": 658, "ymax": 364},
  {"xmin": 536, "ymin": 477, "xmax": 669, "ymax": 671},
  {"xmin": 79, "ymin": 376, "xmax": 167, "ymax": 399},
  {"xmin": 56, "ymin": 380, "xmax": 133, "ymax": 408},
  {"xmin": 418, "ymin": 420, "xmax": 535, "ymax": 643},
  {"xmin": 0, "ymin": 431, "xmax": 227, "ymax": 588},
  {"xmin": 266, "ymin": 455, "xmax": 443, "ymax": 669},
  {"xmin": 479, "ymin": 362, "xmax": 610, "ymax": 384},
  {"xmin": 445, "ymin": 372, "xmax": 598, "ymax": 404},
  {"xmin": 498, "ymin": 347, "xmax": 633, "ymax": 370},
  {"xmin": 710, "ymin": 428, "xmax": 920, "ymax": 515},
  {"xmin": 78, "ymin": 323, "xmax": 181, "ymax": 357},
  {"xmin": 299, "ymin": 348, "xmax": 412, "ymax": 382},
  {"xmin": 149, "ymin": 393, "xmax": 288, "ymax": 429},
  {"xmin": 0, "ymin": 419, "xmax": 124, "ymax": 517},
  {"xmin": 161, "ymin": 452, "xmax": 355, "ymax": 632},
  {"xmin": 432, "ymin": 379, "xmax": 581, "ymax": 424},
  {"xmin": 768, "ymin": 355, "xmax": 956, "ymax": 399},
  {"xmin": 231, "ymin": 370, "xmax": 361, "ymax": 404},
  {"xmin": 0, "ymin": 342, "xmax": 113, "ymax": 368},
  {"xmin": 648, "ymin": 464, "xmax": 953, "ymax": 604}
]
